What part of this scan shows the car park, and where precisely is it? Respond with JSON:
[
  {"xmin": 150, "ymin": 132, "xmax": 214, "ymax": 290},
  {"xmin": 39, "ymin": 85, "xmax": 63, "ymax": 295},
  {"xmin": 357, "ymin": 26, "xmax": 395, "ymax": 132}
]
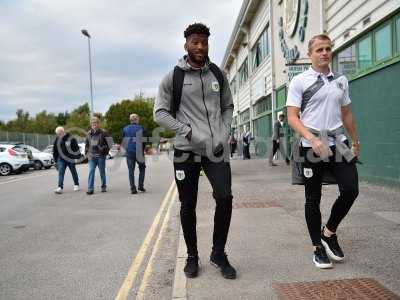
[
  {"xmin": 43, "ymin": 145, "xmax": 53, "ymax": 155},
  {"xmin": 9, "ymin": 143, "xmax": 53, "ymax": 170},
  {"xmin": 0, "ymin": 144, "xmax": 30, "ymax": 176},
  {"xmin": 24, "ymin": 145, "xmax": 54, "ymax": 169}
]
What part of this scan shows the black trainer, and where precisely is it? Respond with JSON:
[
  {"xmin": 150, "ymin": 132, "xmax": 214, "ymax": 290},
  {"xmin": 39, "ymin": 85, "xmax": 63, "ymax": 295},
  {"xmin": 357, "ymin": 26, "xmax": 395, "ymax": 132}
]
[
  {"xmin": 210, "ymin": 252, "xmax": 237, "ymax": 279},
  {"xmin": 138, "ymin": 186, "xmax": 146, "ymax": 192},
  {"xmin": 313, "ymin": 246, "xmax": 333, "ymax": 269},
  {"xmin": 184, "ymin": 255, "xmax": 199, "ymax": 278},
  {"xmin": 86, "ymin": 190, "xmax": 93, "ymax": 195},
  {"xmin": 101, "ymin": 187, "xmax": 107, "ymax": 193},
  {"xmin": 131, "ymin": 187, "xmax": 138, "ymax": 194},
  {"xmin": 321, "ymin": 227, "xmax": 344, "ymax": 261}
]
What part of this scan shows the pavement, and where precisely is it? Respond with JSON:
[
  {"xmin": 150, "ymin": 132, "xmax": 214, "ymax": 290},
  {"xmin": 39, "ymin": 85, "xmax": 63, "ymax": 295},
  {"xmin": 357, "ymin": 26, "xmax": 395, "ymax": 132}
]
[
  {"xmin": 3, "ymin": 153, "xmax": 399, "ymax": 299},
  {"xmin": 167, "ymin": 156, "xmax": 400, "ymax": 300}
]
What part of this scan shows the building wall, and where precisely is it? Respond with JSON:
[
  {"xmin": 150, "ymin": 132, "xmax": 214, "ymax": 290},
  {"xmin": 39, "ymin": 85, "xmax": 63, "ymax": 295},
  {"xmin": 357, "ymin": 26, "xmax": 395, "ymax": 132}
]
[
  {"xmin": 326, "ymin": 0, "xmax": 400, "ymax": 51},
  {"xmin": 349, "ymin": 61, "xmax": 400, "ymax": 184},
  {"xmin": 224, "ymin": 0, "xmax": 272, "ymax": 137},
  {"xmin": 223, "ymin": 0, "xmax": 399, "ymax": 181},
  {"xmin": 272, "ymin": 0, "xmax": 322, "ymax": 90}
]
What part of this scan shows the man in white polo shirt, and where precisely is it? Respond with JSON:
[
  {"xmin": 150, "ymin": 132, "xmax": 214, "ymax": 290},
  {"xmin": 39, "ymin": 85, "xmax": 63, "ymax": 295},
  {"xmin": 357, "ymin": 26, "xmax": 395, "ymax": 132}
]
[{"xmin": 287, "ymin": 34, "xmax": 360, "ymax": 269}]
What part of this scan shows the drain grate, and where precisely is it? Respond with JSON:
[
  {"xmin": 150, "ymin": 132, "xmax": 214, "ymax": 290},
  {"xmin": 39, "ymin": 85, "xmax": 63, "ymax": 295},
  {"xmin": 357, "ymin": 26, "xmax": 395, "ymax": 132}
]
[
  {"xmin": 272, "ymin": 278, "xmax": 400, "ymax": 300},
  {"xmin": 233, "ymin": 201, "xmax": 281, "ymax": 209}
]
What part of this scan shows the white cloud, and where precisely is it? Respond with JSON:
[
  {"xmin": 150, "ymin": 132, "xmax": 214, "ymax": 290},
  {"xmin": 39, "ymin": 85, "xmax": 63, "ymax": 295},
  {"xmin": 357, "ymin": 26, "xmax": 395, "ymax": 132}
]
[{"xmin": 0, "ymin": 0, "xmax": 242, "ymax": 121}]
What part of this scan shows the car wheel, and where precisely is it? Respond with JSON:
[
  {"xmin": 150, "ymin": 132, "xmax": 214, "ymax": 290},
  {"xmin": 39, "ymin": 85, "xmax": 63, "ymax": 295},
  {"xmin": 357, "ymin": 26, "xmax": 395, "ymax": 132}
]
[
  {"xmin": 0, "ymin": 163, "xmax": 12, "ymax": 176},
  {"xmin": 33, "ymin": 160, "xmax": 43, "ymax": 170}
]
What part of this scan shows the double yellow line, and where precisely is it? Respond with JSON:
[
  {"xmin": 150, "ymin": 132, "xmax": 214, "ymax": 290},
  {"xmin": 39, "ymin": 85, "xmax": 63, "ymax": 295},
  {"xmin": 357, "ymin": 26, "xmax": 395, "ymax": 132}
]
[{"xmin": 115, "ymin": 182, "xmax": 177, "ymax": 300}]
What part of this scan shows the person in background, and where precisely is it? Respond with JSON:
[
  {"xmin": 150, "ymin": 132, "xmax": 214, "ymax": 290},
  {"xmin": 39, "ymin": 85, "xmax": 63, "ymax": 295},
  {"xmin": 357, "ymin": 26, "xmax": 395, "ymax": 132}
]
[
  {"xmin": 122, "ymin": 113, "xmax": 146, "ymax": 194},
  {"xmin": 53, "ymin": 126, "xmax": 80, "ymax": 194},
  {"xmin": 269, "ymin": 114, "xmax": 290, "ymax": 166},
  {"xmin": 229, "ymin": 133, "xmax": 237, "ymax": 158},
  {"xmin": 242, "ymin": 126, "xmax": 251, "ymax": 159},
  {"xmin": 85, "ymin": 117, "xmax": 112, "ymax": 195}
]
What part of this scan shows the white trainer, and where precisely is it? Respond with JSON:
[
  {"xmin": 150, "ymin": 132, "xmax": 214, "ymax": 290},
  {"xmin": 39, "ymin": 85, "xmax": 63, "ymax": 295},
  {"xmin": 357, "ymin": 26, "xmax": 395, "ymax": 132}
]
[
  {"xmin": 54, "ymin": 187, "xmax": 63, "ymax": 194},
  {"xmin": 73, "ymin": 185, "xmax": 80, "ymax": 191}
]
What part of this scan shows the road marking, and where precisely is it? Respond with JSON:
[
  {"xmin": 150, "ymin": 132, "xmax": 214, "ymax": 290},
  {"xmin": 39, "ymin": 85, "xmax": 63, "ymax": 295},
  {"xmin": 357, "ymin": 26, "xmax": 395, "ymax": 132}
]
[
  {"xmin": 172, "ymin": 226, "xmax": 187, "ymax": 300},
  {"xmin": 136, "ymin": 186, "xmax": 177, "ymax": 300},
  {"xmin": 115, "ymin": 181, "xmax": 176, "ymax": 300},
  {"xmin": 0, "ymin": 173, "xmax": 50, "ymax": 185}
]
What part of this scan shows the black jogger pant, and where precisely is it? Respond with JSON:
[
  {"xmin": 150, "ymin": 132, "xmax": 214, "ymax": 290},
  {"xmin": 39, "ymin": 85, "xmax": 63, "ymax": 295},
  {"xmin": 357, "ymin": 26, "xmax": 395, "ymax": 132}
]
[
  {"xmin": 173, "ymin": 149, "xmax": 233, "ymax": 256},
  {"xmin": 301, "ymin": 145, "xmax": 359, "ymax": 246}
]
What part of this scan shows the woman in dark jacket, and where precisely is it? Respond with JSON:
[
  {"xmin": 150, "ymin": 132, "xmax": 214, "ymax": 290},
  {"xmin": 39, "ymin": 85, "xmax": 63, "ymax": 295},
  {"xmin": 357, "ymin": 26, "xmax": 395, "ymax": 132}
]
[{"xmin": 53, "ymin": 126, "xmax": 81, "ymax": 194}]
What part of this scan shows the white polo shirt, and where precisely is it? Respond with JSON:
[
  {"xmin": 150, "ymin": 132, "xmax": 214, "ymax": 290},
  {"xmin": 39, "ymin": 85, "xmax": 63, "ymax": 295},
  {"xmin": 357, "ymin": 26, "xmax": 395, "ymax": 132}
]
[{"xmin": 286, "ymin": 67, "xmax": 351, "ymax": 146}]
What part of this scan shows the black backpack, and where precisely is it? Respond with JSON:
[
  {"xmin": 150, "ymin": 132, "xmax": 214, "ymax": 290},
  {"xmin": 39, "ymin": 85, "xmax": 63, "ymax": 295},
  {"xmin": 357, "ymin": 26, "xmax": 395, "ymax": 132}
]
[{"xmin": 171, "ymin": 63, "xmax": 224, "ymax": 118}]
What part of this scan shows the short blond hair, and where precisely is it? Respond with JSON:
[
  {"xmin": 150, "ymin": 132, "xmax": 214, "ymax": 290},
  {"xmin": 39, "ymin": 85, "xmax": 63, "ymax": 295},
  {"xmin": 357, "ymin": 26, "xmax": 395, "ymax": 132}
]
[
  {"xmin": 308, "ymin": 34, "xmax": 331, "ymax": 52},
  {"xmin": 90, "ymin": 116, "xmax": 99, "ymax": 124},
  {"xmin": 55, "ymin": 126, "xmax": 64, "ymax": 135},
  {"xmin": 129, "ymin": 113, "xmax": 139, "ymax": 123}
]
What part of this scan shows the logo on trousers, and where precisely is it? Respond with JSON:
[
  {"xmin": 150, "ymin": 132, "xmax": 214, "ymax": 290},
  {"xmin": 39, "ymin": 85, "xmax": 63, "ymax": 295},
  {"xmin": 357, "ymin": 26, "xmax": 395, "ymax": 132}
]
[
  {"xmin": 175, "ymin": 170, "xmax": 185, "ymax": 181},
  {"xmin": 303, "ymin": 167, "xmax": 313, "ymax": 178}
]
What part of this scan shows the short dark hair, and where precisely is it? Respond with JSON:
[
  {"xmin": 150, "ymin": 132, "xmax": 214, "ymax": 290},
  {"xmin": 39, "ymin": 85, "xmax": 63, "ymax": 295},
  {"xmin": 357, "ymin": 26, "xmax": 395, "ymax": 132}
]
[
  {"xmin": 184, "ymin": 23, "xmax": 210, "ymax": 39},
  {"xmin": 308, "ymin": 34, "xmax": 331, "ymax": 51}
]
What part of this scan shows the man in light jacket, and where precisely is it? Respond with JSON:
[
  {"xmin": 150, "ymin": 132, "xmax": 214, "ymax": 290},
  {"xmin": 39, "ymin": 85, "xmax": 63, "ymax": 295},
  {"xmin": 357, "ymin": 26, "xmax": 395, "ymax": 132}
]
[{"xmin": 154, "ymin": 23, "xmax": 236, "ymax": 280}]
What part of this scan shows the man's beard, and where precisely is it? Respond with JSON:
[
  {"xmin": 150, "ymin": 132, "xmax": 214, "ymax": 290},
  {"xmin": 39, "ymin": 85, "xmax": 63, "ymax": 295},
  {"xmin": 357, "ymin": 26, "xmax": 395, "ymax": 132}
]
[{"xmin": 188, "ymin": 52, "xmax": 206, "ymax": 65}]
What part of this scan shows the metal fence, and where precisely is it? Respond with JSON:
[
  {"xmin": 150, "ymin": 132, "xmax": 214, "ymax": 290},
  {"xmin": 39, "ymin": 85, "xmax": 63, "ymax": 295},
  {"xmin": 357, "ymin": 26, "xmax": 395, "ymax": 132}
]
[
  {"xmin": 0, "ymin": 131, "xmax": 87, "ymax": 150},
  {"xmin": 0, "ymin": 131, "xmax": 56, "ymax": 150}
]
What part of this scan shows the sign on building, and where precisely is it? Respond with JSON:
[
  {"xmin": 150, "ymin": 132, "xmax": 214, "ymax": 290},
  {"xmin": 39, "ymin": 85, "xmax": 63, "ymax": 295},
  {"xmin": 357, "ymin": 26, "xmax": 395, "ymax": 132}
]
[{"xmin": 287, "ymin": 64, "xmax": 310, "ymax": 81}]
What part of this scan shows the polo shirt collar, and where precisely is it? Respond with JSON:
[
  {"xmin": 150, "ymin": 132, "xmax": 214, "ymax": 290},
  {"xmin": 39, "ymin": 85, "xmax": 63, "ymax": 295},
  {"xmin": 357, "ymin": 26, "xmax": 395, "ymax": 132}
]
[{"xmin": 308, "ymin": 66, "xmax": 334, "ymax": 79}]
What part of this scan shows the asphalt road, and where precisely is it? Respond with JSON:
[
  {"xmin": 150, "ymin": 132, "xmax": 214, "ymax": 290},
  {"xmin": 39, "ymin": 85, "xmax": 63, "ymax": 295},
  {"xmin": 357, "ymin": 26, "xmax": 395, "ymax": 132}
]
[{"xmin": 0, "ymin": 154, "xmax": 175, "ymax": 300}]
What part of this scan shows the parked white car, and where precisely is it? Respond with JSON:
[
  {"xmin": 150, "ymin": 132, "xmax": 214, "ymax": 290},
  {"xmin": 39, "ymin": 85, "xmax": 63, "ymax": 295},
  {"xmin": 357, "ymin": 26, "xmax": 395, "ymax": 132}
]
[
  {"xmin": 0, "ymin": 144, "xmax": 30, "ymax": 176},
  {"xmin": 24, "ymin": 145, "xmax": 54, "ymax": 170}
]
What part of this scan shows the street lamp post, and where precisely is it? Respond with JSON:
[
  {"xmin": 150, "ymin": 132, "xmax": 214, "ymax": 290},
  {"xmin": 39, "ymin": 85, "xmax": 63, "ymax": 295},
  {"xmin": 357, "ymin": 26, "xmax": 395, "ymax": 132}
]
[{"xmin": 81, "ymin": 29, "xmax": 94, "ymax": 118}]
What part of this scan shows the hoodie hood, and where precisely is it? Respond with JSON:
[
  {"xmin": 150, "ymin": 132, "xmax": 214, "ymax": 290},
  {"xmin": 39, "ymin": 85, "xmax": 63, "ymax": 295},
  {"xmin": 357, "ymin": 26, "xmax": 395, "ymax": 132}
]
[{"xmin": 177, "ymin": 55, "xmax": 211, "ymax": 72}]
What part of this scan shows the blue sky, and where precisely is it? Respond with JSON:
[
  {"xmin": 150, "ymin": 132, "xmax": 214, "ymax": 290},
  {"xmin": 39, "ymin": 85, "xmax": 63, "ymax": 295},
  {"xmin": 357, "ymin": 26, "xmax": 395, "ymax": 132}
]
[{"xmin": 0, "ymin": 0, "xmax": 242, "ymax": 122}]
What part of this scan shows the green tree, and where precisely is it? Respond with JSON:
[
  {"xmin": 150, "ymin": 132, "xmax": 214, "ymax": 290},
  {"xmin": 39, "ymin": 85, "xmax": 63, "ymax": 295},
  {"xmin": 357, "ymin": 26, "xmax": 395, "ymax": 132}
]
[
  {"xmin": 65, "ymin": 103, "xmax": 90, "ymax": 135},
  {"xmin": 6, "ymin": 109, "xmax": 33, "ymax": 132},
  {"xmin": 56, "ymin": 111, "xmax": 70, "ymax": 125},
  {"xmin": 31, "ymin": 110, "xmax": 58, "ymax": 134},
  {"xmin": 105, "ymin": 95, "xmax": 158, "ymax": 143}
]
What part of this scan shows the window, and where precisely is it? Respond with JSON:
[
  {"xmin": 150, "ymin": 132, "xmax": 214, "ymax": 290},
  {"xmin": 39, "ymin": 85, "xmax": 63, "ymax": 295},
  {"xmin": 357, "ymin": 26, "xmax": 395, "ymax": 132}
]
[
  {"xmin": 240, "ymin": 109, "xmax": 250, "ymax": 124},
  {"xmin": 337, "ymin": 44, "xmax": 357, "ymax": 77},
  {"xmin": 230, "ymin": 76, "xmax": 237, "ymax": 95},
  {"xmin": 333, "ymin": 13, "xmax": 400, "ymax": 78},
  {"xmin": 395, "ymin": 16, "xmax": 400, "ymax": 53},
  {"xmin": 251, "ymin": 28, "xmax": 269, "ymax": 70},
  {"xmin": 238, "ymin": 58, "xmax": 248, "ymax": 88},
  {"xmin": 253, "ymin": 95, "xmax": 272, "ymax": 116},
  {"xmin": 374, "ymin": 22, "xmax": 392, "ymax": 62},
  {"xmin": 276, "ymin": 86, "xmax": 286, "ymax": 109},
  {"xmin": 358, "ymin": 35, "xmax": 373, "ymax": 70}
]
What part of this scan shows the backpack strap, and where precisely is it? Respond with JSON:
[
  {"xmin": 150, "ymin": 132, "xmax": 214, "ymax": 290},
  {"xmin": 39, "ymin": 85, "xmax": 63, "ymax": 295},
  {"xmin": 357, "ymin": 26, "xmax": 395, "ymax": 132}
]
[
  {"xmin": 172, "ymin": 66, "xmax": 185, "ymax": 118},
  {"xmin": 171, "ymin": 63, "xmax": 224, "ymax": 118}
]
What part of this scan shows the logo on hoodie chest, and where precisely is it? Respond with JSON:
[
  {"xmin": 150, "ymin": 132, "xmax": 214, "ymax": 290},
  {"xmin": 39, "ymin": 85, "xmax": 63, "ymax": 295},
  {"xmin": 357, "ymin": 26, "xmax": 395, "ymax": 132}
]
[{"xmin": 211, "ymin": 81, "xmax": 220, "ymax": 93}]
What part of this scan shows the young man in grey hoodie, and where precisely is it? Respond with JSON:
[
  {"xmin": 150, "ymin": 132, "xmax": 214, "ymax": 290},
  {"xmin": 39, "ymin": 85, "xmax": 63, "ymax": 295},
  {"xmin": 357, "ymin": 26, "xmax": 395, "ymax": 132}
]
[{"xmin": 154, "ymin": 23, "xmax": 236, "ymax": 279}]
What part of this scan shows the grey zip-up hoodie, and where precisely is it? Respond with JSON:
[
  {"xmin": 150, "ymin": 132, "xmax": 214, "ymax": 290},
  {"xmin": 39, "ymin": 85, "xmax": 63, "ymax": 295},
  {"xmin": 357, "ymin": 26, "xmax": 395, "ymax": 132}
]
[{"xmin": 154, "ymin": 56, "xmax": 234, "ymax": 157}]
